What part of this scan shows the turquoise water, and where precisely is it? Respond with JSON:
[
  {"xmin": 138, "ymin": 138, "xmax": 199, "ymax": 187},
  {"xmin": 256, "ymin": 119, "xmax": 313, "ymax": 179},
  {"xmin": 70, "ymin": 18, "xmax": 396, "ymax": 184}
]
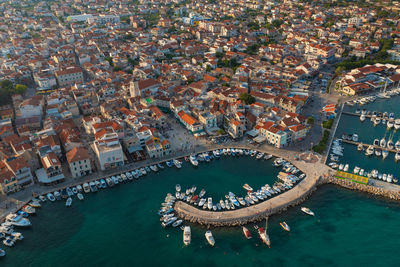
[
  {"xmin": 331, "ymin": 95, "xmax": 400, "ymax": 179},
  {"xmin": 2, "ymin": 156, "xmax": 400, "ymax": 266}
]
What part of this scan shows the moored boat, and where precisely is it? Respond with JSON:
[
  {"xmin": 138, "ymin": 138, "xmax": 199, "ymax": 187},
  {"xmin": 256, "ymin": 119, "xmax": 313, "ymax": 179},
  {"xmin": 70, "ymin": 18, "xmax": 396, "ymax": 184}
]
[
  {"xmin": 301, "ymin": 207, "xmax": 315, "ymax": 216},
  {"xmin": 205, "ymin": 231, "xmax": 215, "ymax": 246},
  {"xmin": 280, "ymin": 221, "xmax": 290, "ymax": 232},
  {"xmin": 242, "ymin": 226, "xmax": 252, "ymax": 239},
  {"xmin": 183, "ymin": 226, "xmax": 191, "ymax": 246}
]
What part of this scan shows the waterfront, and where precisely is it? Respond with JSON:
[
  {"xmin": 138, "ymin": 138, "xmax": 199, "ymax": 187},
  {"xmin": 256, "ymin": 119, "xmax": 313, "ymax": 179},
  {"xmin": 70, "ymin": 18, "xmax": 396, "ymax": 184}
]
[
  {"xmin": 330, "ymin": 94, "xmax": 400, "ymax": 181},
  {"xmin": 2, "ymin": 156, "xmax": 400, "ymax": 266}
]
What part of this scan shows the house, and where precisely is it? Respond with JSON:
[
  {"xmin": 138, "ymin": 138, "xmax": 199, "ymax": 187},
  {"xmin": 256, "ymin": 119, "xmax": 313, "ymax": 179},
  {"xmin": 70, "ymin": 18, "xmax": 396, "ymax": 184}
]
[
  {"xmin": 130, "ymin": 78, "xmax": 160, "ymax": 97},
  {"xmin": 55, "ymin": 66, "xmax": 84, "ymax": 87},
  {"xmin": 145, "ymin": 138, "xmax": 171, "ymax": 158},
  {"xmin": 0, "ymin": 164, "xmax": 18, "ymax": 195},
  {"xmin": 66, "ymin": 147, "xmax": 92, "ymax": 178},
  {"xmin": 177, "ymin": 110, "xmax": 204, "ymax": 134},
  {"xmin": 36, "ymin": 152, "xmax": 65, "ymax": 185},
  {"xmin": 3, "ymin": 157, "xmax": 34, "ymax": 188},
  {"xmin": 93, "ymin": 132, "xmax": 124, "ymax": 171},
  {"xmin": 227, "ymin": 118, "xmax": 244, "ymax": 139}
]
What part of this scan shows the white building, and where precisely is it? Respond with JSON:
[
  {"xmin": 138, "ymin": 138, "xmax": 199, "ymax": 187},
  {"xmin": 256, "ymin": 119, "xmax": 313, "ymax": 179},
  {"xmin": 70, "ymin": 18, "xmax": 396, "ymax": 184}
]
[
  {"xmin": 66, "ymin": 147, "xmax": 92, "ymax": 178},
  {"xmin": 93, "ymin": 132, "xmax": 124, "ymax": 171},
  {"xmin": 55, "ymin": 66, "xmax": 84, "ymax": 87}
]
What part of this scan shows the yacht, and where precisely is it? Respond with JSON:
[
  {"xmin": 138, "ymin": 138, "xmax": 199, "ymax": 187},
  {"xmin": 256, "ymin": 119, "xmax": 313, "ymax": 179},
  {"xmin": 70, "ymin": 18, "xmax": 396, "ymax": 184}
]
[
  {"xmin": 382, "ymin": 150, "xmax": 389, "ymax": 159},
  {"xmin": 380, "ymin": 138, "xmax": 386, "ymax": 148},
  {"xmin": 207, "ymin": 198, "xmax": 213, "ymax": 210},
  {"xmin": 301, "ymin": 207, "xmax": 315, "ymax": 216},
  {"xmin": 183, "ymin": 226, "xmax": 191, "ymax": 245},
  {"xmin": 205, "ymin": 231, "xmax": 215, "ymax": 246},
  {"xmin": 242, "ymin": 226, "xmax": 252, "ymax": 239},
  {"xmin": 280, "ymin": 221, "xmax": 290, "ymax": 232},
  {"xmin": 5, "ymin": 214, "xmax": 31, "ymax": 227},
  {"xmin": 66, "ymin": 197, "xmax": 72, "ymax": 207}
]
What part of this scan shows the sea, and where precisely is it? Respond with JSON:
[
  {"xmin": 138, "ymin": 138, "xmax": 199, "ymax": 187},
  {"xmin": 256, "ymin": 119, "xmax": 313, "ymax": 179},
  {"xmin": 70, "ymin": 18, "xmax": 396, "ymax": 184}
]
[{"xmin": 4, "ymin": 96, "xmax": 400, "ymax": 267}]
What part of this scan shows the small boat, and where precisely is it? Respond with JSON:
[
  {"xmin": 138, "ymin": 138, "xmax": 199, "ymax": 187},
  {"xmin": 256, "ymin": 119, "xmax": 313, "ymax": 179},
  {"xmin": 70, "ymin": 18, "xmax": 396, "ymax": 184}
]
[
  {"xmin": 205, "ymin": 231, "xmax": 215, "ymax": 246},
  {"xmin": 76, "ymin": 185, "xmax": 83, "ymax": 192},
  {"xmin": 39, "ymin": 195, "xmax": 46, "ymax": 202},
  {"xmin": 47, "ymin": 193, "xmax": 56, "ymax": 202},
  {"xmin": 380, "ymin": 138, "xmax": 386, "ymax": 148},
  {"xmin": 106, "ymin": 177, "xmax": 114, "ymax": 187},
  {"xmin": 382, "ymin": 150, "xmax": 389, "ymax": 159},
  {"xmin": 176, "ymin": 184, "xmax": 181, "ymax": 192},
  {"xmin": 166, "ymin": 160, "xmax": 173, "ymax": 167},
  {"xmin": 242, "ymin": 226, "xmax": 252, "ymax": 239},
  {"xmin": 172, "ymin": 220, "xmax": 183, "ymax": 227},
  {"xmin": 157, "ymin": 163, "xmax": 164, "ymax": 169},
  {"xmin": 3, "ymin": 236, "xmax": 14, "ymax": 247},
  {"xmin": 183, "ymin": 226, "xmax": 191, "ymax": 246},
  {"xmin": 0, "ymin": 248, "xmax": 5, "ymax": 257},
  {"xmin": 72, "ymin": 187, "xmax": 78, "ymax": 194},
  {"xmin": 280, "ymin": 221, "xmax": 290, "ymax": 232},
  {"xmin": 173, "ymin": 159, "xmax": 182, "ymax": 168},
  {"xmin": 66, "ymin": 197, "xmax": 72, "ymax": 207},
  {"xmin": 150, "ymin": 165, "xmax": 158, "ymax": 172},
  {"xmin": 66, "ymin": 187, "xmax": 74, "ymax": 196},
  {"xmin": 5, "ymin": 214, "xmax": 31, "ymax": 227},
  {"xmin": 83, "ymin": 183, "xmax": 90, "ymax": 193},
  {"xmin": 301, "ymin": 207, "xmax": 315, "ymax": 216},
  {"xmin": 257, "ymin": 227, "xmax": 270, "ymax": 247},
  {"xmin": 54, "ymin": 191, "xmax": 61, "ymax": 200},
  {"xmin": 89, "ymin": 182, "xmax": 98, "ymax": 192},
  {"xmin": 243, "ymin": 184, "xmax": 253, "ymax": 191},
  {"xmin": 22, "ymin": 205, "xmax": 35, "ymax": 214},
  {"xmin": 189, "ymin": 155, "xmax": 199, "ymax": 166},
  {"xmin": 199, "ymin": 189, "xmax": 206, "ymax": 198},
  {"xmin": 357, "ymin": 143, "xmax": 364, "ymax": 151},
  {"xmin": 77, "ymin": 193, "xmax": 84, "ymax": 200}
]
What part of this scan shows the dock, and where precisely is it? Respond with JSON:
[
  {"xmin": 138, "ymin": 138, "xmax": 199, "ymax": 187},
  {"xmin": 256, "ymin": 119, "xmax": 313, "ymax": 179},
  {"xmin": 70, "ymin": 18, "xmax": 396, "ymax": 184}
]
[{"xmin": 342, "ymin": 139, "xmax": 399, "ymax": 154}]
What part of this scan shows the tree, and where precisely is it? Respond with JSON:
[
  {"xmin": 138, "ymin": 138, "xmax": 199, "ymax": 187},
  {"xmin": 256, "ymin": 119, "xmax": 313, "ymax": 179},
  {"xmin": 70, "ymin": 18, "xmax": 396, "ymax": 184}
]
[
  {"xmin": 206, "ymin": 65, "xmax": 212, "ymax": 72},
  {"xmin": 307, "ymin": 116, "xmax": 314, "ymax": 125},
  {"xmin": 0, "ymin": 79, "xmax": 14, "ymax": 105},
  {"xmin": 239, "ymin": 93, "xmax": 255, "ymax": 105},
  {"xmin": 15, "ymin": 84, "xmax": 27, "ymax": 95}
]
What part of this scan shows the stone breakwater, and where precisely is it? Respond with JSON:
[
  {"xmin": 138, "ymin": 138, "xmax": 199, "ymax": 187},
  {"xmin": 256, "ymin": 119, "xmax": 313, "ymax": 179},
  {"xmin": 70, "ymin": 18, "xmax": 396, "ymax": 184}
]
[
  {"xmin": 323, "ymin": 176, "xmax": 400, "ymax": 200},
  {"xmin": 174, "ymin": 176, "xmax": 325, "ymax": 227}
]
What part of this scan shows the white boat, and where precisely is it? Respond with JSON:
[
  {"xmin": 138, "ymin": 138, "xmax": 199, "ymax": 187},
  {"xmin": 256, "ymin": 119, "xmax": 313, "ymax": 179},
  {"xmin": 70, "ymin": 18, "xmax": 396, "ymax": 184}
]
[
  {"xmin": 380, "ymin": 138, "xmax": 386, "ymax": 148},
  {"xmin": 207, "ymin": 197, "xmax": 213, "ymax": 210},
  {"xmin": 205, "ymin": 231, "xmax": 215, "ymax": 246},
  {"xmin": 77, "ymin": 193, "xmax": 84, "ymax": 200},
  {"xmin": 83, "ymin": 183, "xmax": 90, "ymax": 193},
  {"xmin": 183, "ymin": 226, "xmax": 191, "ymax": 246},
  {"xmin": 189, "ymin": 155, "xmax": 198, "ymax": 166},
  {"xmin": 395, "ymin": 152, "xmax": 400, "ymax": 161},
  {"xmin": 5, "ymin": 214, "xmax": 31, "ymax": 227},
  {"xmin": 150, "ymin": 165, "xmax": 158, "ymax": 172},
  {"xmin": 338, "ymin": 164, "xmax": 344, "ymax": 171},
  {"xmin": 172, "ymin": 220, "xmax": 183, "ymax": 227},
  {"xmin": 76, "ymin": 185, "xmax": 83, "ymax": 192},
  {"xmin": 353, "ymin": 166, "xmax": 360, "ymax": 174},
  {"xmin": 173, "ymin": 159, "xmax": 182, "ymax": 168},
  {"xmin": 357, "ymin": 143, "xmax": 364, "ymax": 151},
  {"xmin": 66, "ymin": 197, "xmax": 72, "ymax": 207},
  {"xmin": 382, "ymin": 150, "xmax": 389, "ymax": 159},
  {"xmin": 0, "ymin": 248, "xmax": 5, "ymax": 257},
  {"xmin": 176, "ymin": 184, "xmax": 181, "ymax": 192},
  {"xmin": 360, "ymin": 114, "xmax": 366, "ymax": 121},
  {"xmin": 47, "ymin": 193, "xmax": 56, "ymax": 202},
  {"xmin": 352, "ymin": 134, "xmax": 359, "ymax": 142},
  {"xmin": 301, "ymin": 207, "xmax": 315, "ymax": 216}
]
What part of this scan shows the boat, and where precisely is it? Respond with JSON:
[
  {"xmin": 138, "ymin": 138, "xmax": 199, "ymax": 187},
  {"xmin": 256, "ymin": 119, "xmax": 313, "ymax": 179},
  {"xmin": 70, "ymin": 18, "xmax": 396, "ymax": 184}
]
[
  {"xmin": 357, "ymin": 143, "xmax": 364, "ymax": 151},
  {"xmin": 173, "ymin": 159, "xmax": 182, "ymax": 168},
  {"xmin": 3, "ymin": 236, "xmax": 14, "ymax": 247},
  {"xmin": 47, "ymin": 193, "xmax": 56, "ymax": 202},
  {"xmin": 66, "ymin": 197, "xmax": 72, "ymax": 207},
  {"xmin": 176, "ymin": 184, "xmax": 181, "ymax": 192},
  {"xmin": 89, "ymin": 182, "xmax": 98, "ymax": 192},
  {"xmin": 76, "ymin": 185, "xmax": 83, "ymax": 192},
  {"xmin": 257, "ymin": 227, "xmax": 270, "ymax": 247},
  {"xmin": 205, "ymin": 231, "xmax": 215, "ymax": 246},
  {"xmin": 382, "ymin": 150, "xmax": 389, "ymax": 159},
  {"xmin": 157, "ymin": 163, "xmax": 164, "ymax": 169},
  {"xmin": 39, "ymin": 195, "xmax": 46, "ymax": 202},
  {"xmin": 199, "ymin": 189, "xmax": 206, "ymax": 198},
  {"xmin": 106, "ymin": 177, "xmax": 114, "ymax": 187},
  {"xmin": 83, "ymin": 183, "xmax": 90, "ymax": 193},
  {"xmin": 77, "ymin": 193, "xmax": 84, "ymax": 200},
  {"xmin": 207, "ymin": 197, "xmax": 213, "ymax": 210},
  {"xmin": 242, "ymin": 226, "xmax": 252, "ymax": 239},
  {"xmin": 352, "ymin": 134, "xmax": 359, "ymax": 142},
  {"xmin": 66, "ymin": 187, "xmax": 74, "ymax": 196},
  {"xmin": 243, "ymin": 184, "xmax": 253, "ymax": 191},
  {"xmin": 387, "ymin": 139, "xmax": 394, "ymax": 150},
  {"xmin": 22, "ymin": 205, "xmax": 35, "ymax": 214},
  {"xmin": 395, "ymin": 119, "xmax": 400, "ymax": 130},
  {"xmin": 61, "ymin": 189, "xmax": 68, "ymax": 199},
  {"xmin": 5, "ymin": 214, "xmax": 31, "ymax": 227},
  {"xmin": 264, "ymin": 154, "xmax": 273, "ymax": 160},
  {"xmin": 150, "ymin": 165, "xmax": 158, "ymax": 172},
  {"xmin": 280, "ymin": 221, "xmax": 290, "ymax": 232},
  {"xmin": 395, "ymin": 152, "xmax": 400, "ymax": 161},
  {"xmin": 375, "ymin": 148, "xmax": 382, "ymax": 157},
  {"xmin": 54, "ymin": 191, "xmax": 61, "ymax": 200},
  {"xmin": 256, "ymin": 153, "xmax": 264, "ymax": 159},
  {"xmin": 72, "ymin": 187, "xmax": 78, "ymax": 194},
  {"xmin": 172, "ymin": 220, "xmax": 183, "ymax": 227},
  {"xmin": 189, "ymin": 155, "xmax": 198, "ymax": 166},
  {"xmin": 166, "ymin": 160, "xmax": 173, "ymax": 167},
  {"xmin": 301, "ymin": 207, "xmax": 315, "ymax": 216},
  {"xmin": 373, "ymin": 139, "xmax": 380, "ymax": 146},
  {"xmin": 183, "ymin": 226, "xmax": 191, "ymax": 246},
  {"xmin": 0, "ymin": 248, "xmax": 5, "ymax": 257},
  {"xmin": 380, "ymin": 138, "xmax": 386, "ymax": 148}
]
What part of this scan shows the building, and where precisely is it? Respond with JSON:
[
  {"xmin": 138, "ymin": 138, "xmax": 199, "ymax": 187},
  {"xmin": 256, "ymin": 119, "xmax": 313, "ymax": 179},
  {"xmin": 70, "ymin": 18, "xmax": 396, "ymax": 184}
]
[
  {"xmin": 66, "ymin": 147, "xmax": 92, "ymax": 178},
  {"xmin": 0, "ymin": 167, "xmax": 18, "ymax": 195},
  {"xmin": 36, "ymin": 152, "xmax": 65, "ymax": 185},
  {"xmin": 177, "ymin": 110, "xmax": 204, "ymax": 135},
  {"xmin": 3, "ymin": 157, "xmax": 34, "ymax": 188},
  {"xmin": 93, "ymin": 132, "xmax": 124, "ymax": 171},
  {"xmin": 55, "ymin": 66, "xmax": 84, "ymax": 87}
]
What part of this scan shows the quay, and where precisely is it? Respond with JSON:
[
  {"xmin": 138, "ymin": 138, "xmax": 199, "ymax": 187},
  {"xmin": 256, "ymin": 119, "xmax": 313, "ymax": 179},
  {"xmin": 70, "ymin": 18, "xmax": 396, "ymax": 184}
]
[
  {"xmin": 342, "ymin": 139, "xmax": 399, "ymax": 154},
  {"xmin": 342, "ymin": 111, "xmax": 363, "ymax": 117}
]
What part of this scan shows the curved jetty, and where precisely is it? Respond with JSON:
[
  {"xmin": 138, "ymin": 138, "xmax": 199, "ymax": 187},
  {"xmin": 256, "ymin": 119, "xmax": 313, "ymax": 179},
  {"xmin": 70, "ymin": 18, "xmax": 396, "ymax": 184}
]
[{"xmin": 174, "ymin": 161, "xmax": 329, "ymax": 227}]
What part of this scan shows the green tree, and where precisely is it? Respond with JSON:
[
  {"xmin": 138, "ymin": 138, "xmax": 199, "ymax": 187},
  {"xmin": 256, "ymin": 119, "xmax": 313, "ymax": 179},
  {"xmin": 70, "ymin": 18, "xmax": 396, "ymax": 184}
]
[
  {"xmin": 15, "ymin": 84, "xmax": 27, "ymax": 95},
  {"xmin": 239, "ymin": 93, "xmax": 255, "ymax": 105}
]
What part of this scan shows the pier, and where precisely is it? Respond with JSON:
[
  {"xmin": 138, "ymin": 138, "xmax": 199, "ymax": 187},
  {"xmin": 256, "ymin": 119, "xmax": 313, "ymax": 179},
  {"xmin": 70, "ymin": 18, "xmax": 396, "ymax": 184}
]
[
  {"xmin": 341, "ymin": 139, "xmax": 399, "ymax": 154},
  {"xmin": 174, "ymin": 161, "xmax": 332, "ymax": 227}
]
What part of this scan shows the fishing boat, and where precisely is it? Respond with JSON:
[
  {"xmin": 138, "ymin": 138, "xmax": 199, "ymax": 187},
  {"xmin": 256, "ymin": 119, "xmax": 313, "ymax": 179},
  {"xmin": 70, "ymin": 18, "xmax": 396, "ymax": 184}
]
[
  {"xmin": 243, "ymin": 184, "xmax": 253, "ymax": 191},
  {"xmin": 205, "ymin": 231, "xmax": 215, "ymax": 246},
  {"xmin": 301, "ymin": 207, "xmax": 315, "ymax": 216},
  {"xmin": 66, "ymin": 197, "xmax": 72, "ymax": 207},
  {"xmin": 280, "ymin": 221, "xmax": 290, "ymax": 232},
  {"xmin": 77, "ymin": 193, "xmax": 84, "ymax": 200},
  {"xmin": 243, "ymin": 226, "xmax": 252, "ymax": 239},
  {"xmin": 183, "ymin": 226, "xmax": 191, "ymax": 246}
]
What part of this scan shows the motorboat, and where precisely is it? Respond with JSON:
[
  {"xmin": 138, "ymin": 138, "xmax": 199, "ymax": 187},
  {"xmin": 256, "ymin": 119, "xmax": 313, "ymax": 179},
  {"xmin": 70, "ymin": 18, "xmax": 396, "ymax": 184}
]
[
  {"xmin": 205, "ymin": 231, "xmax": 215, "ymax": 246},
  {"xmin": 183, "ymin": 226, "xmax": 191, "ymax": 246},
  {"xmin": 47, "ymin": 193, "xmax": 56, "ymax": 202},
  {"xmin": 387, "ymin": 140, "xmax": 394, "ymax": 150},
  {"xmin": 61, "ymin": 189, "xmax": 68, "ymax": 199},
  {"xmin": 172, "ymin": 220, "xmax": 183, "ymax": 227},
  {"xmin": 66, "ymin": 187, "xmax": 74, "ymax": 196},
  {"xmin": 264, "ymin": 154, "xmax": 273, "ymax": 160},
  {"xmin": 66, "ymin": 197, "xmax": 72, "ymax": 207},
  {"xmin": 39, "ymin": 195, "xmax": 46, "ymax": 202},
  {"xmin": 243, "ymin": 226, "xmax": 252, "ymax": 239},
  {"xmin": 150, "ymin": 165, "xmax": 158, "ymax": 172},
  {"xmin": 89, "ymin": 182, "xmax": 98, "ymax": 192},
  {"xmin": 374, "ymin": 117, "xmax": 381, "ymax": 126},
  {"xmin": 338, "ymin": 164, "xmax": 344, "ymax": 171},
  {"xmin": 207, "ymin": 198, "xmax": 213, "ymax": 210},
  {"xmin": 375, "ymin": 148, "xmax": 382, "ymax": 157},
  {"xmin": 353, "ymin": 166, "xmax": 360, "ymax": 174},
  {"xmin": 0, "ymin": 248, "xmax": 5, "ymax": 257},
  {"xmin": 189, "ymin": 155, "xmax": 198, "ymax": 166},
  {"xmin": 387, "ymin": 120, "xmax": 394, "ymax": 129},
  {"xmin": 54, "ymin": 191, "xmax": 61, "ymax": 200},
  {"xmin": 199, "ymin": 189, "xmax": 206, "ymax": 198},
  {"xmin": 157, "ymin": 163, "xmax": 164, "ymax": 169},
  {"xmin": 83, "ymin": 183, "xmax": 90, "ymax": 193},
  {"xmin": 373, "ymin": 139, "xmax": 380, "ymax": 146},
  {"xmin": 106, "ymin": 178, "xmax": 114, "ymax": 187},
  {"xmin": 72, "ymin": 187, "xmax": 78, "ymax": 194},
  {"xmin": 243, "ymin": 184, "xmax": 253, "ymax": 191},
  {"xmin": 301, "ymin": 207, "xmax": 315, "ymax": 216},
  {"xmin": 352, "ymin": 134, "xmax": 359, "ymax": 142},
  {"xmin": 77, "ymin": 193, "xmax": 84, "ymax": 200},
  {"xmin": 100, "ymin": 179, "xmax": 107, "ymax": 188},
  {"xmin": 256, "ymin": 153, "xmax": 264, "ymax": 159},
  {"xmin": 280, "ymin": 221, "xmax": 290, "ymax": 232},
  {"xmin": 76, "ymin": 185, "xmax": 83, "ymax": 192},
  {"xmin": 360, "ymin": 114, "xmax": 366, "ymax": 121},
  {"xmin": 395, "ymin": 119, "xmax": 400, "ymax": 130},
  {"xmin": 357, "ymin": 143, "xmax": 364, "ymax": 151},
  {"xmin": 5, "ymin": 214, "xmax": 31, "ymax": 227},
  {"xmin": 380, "ymin": 138, "xmax": 386, "ymax": 148},
  {"xmin": 257, "ymin": 227, "xmax": 270, "ymax": 247},
  {"xmin": 95, "ymin": 180, "xmax": 102, "ymax": 188},
  {"xmin": 176, "ymin": 184, "xmax": 181, "ymax": 192},
  {"xmin": 173, "ymin": 159, "xmax": 182, "ymax": 168},
  {"xmin": 3, "ymin": 236, "xmax": 15, "ymax": 247},
  {"xmin": 22, "ymin": 205, "xmax": 35, "ymax": 214}
]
